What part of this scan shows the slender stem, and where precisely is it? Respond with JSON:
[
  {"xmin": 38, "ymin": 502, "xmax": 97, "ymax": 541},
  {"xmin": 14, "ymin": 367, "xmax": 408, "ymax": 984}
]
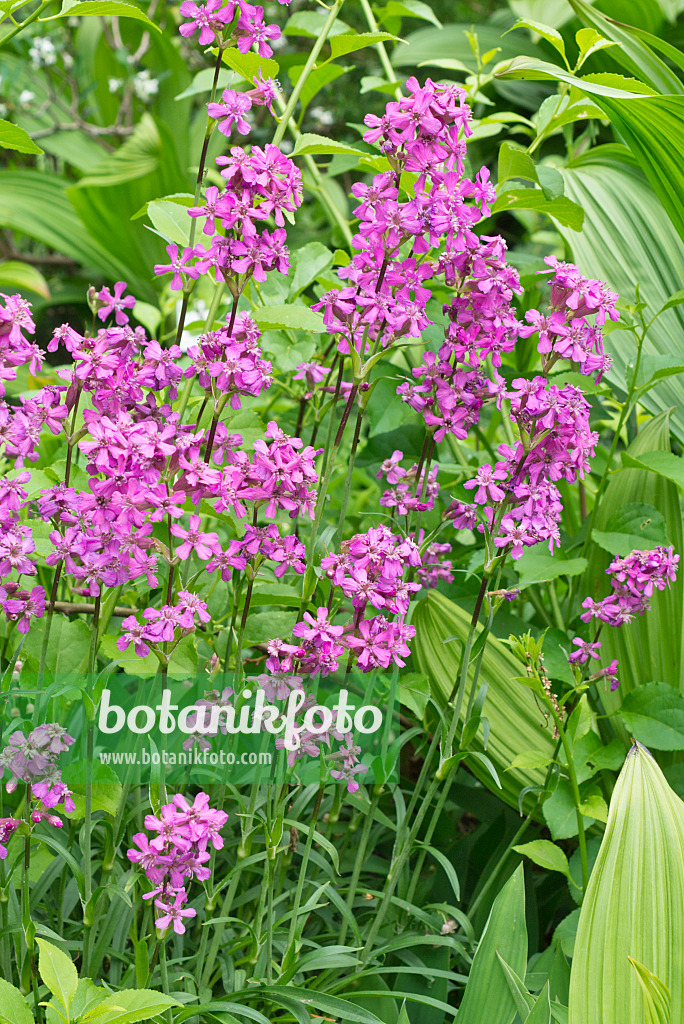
[
  {"xmin": 358, "ymin": 0, "xmax": 403, "ymax": 101},
  {"xmin": 0, "ymin": 0, "xmax": 57, "ymax": 48},
  {"xmin": 159, "ymin": 940, "xmax": 172, "ymax": 1024},
  {"xmin": 272, "ymin": 0, "xmax": 345, "ymax": 146},
  {"xmin": 550, "ymin": 703, "xmax": 588, "ymax": 889},
  {"xmin": 334, "ymin": 405, "xmax": 364, "ymax": 545},
  {"xmin": 339, "ymin": 789, "xmax": 380, "ymax": 947},
  {"xmin": 285, "ymin": 785, "xmax": 324, "ymax": 953}
]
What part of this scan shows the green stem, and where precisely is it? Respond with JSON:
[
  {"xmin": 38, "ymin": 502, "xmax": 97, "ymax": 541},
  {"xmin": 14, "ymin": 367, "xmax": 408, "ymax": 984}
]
[
  {"xmin": 285, "ymin": 785, "xmax": 324, "ymax": 954},
  {"xmin": 339, "ymin": 789, "xmax": 380, "ymax": 947},
  {"xmin": 550, "ymin": 703, "xmax": 588, "ymax": 890},
  {"xmin": 0, "ymin": 0, "xmax": 57, "ymax": 48},
  {"xmin": 358, "ymin": 0, "xmax": 403, "ymax": 100},
  {"xmin": 272, "ymin": 0, "xmax": 345, "ymax": 146}
]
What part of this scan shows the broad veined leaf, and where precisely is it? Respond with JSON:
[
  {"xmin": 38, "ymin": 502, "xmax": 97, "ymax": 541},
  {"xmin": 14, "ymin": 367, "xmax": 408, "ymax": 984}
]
[
  {"xmin": 0, "ymin": 170, "xmax": 146, "ymax": 296},
  {"xmin": 568, "ymin": 744, "xmax": 684, "ymax": 1024},
  {"xmin": 513, "ymin": 840, "xmax": 571, "ymax": 877},
  {"xmin": 578, "ymin": 411, "xmax": 684, "ymax": 725},
  {"xmin": 457, "ymin": 866, "xmax": 528, "ymax": 1024},
  {"xmin": 413, "ymin": 591, "xmax": 556, "ymax": 811},
  {"xmin": 629, "ymin": 959, "xmax": 671, "ymax": 1024},
  {"xmin": 0, "ymin": 119, "xmax": 43, "ymax": 155},
  {"xmin": 619, "ymin": 683, "xmax": 684, "ymax": 750},
  {"xmin": 561, "ymin": 147, "xmax": 684, "ymax": 443},
  {"xmin": 0, "ymin": 260, "xmax": 49, "ymax": 298},
  {"xmin": 496, "ymin": 57, "xmax": 656, "ymax": 97}
]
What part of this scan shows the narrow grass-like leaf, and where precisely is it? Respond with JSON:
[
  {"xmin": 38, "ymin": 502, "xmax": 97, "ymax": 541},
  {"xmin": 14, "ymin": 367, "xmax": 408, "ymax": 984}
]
[
  {"xmin": 568, "ymin": 744, "xmax": 684, "ymax": 1024},
  {"xmin": 629, "ymin": 959, "xmax": 671, "ymax": 1024}
]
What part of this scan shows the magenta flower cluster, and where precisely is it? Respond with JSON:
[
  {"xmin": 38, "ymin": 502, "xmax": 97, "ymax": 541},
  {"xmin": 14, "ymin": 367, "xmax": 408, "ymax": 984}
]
[
  {"xmin": 179, "ymin": 0, "xmax": 288, "ymax": 57},
  {"xmin": 128, "ymin": 791, "xmax": 227, "ymax": 934}
]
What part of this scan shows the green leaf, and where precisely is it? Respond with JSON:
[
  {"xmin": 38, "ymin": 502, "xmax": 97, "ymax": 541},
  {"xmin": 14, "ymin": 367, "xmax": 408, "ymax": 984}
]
[
  {"xmin": 561, "ymin": 149, "xmax": 684, "ymax": 442},
  {"xmin": 75, "ymin": 114, "xmax": 169, "ymax": 188},
  {"xmin": 288, "ymin": 242, "xmax": 334, "ymax": 298},
  {"xmin": 243, "ymin": 610, "xmax": 297, "ymax": 646},
  {"xmin": 492, "ymin": 186, "xmax": 584, "ymax": 230},
  {"xmin": 497, "ymin": 954, "xmax": 535, "ymax": 1018},
  {"xmin": 507, "ymin": 18, "xmax": 567, "ymax": 63},
  {"xmin": 621, "ymin": 450, "xmax": 684, "ymax": 490},
  {"xmin": 413, "ymin": 591, "xmax": 556, "ymax": 811},
  {"xmin": 256, "ymin": 986, "xmax": 384, "ymax": 1024},
  {"xmin": 568, "ymin": 0, "xmax": 683, "ymax": 93},
  {"xmin": 325, "ymin": 31, "xmax": 401, "ymax": 64},
  {"xmin": 0, "ymin": 170, "xmax": 147, "ymax": 297},
  {"xmin": 496, "ymin": 57, "xmax": 656, "ymax": 97},
  {"xmin": 174, "ymin": 66, "xmax": 233, "ymax": 101},
  {"xmin": 146, "ymin": 197, "xmax": 191, "ymax": 246},
  {"xmin": 526, "ymin": 982, "xmax": 553, "ymax": 1024},
  {"xmin": 399, "ymin": 671, "xmax": 430, "ymax": 718},
  {"xmin": 457, "ymin": 866, "xmax": 528, "ymax": 1024},
  {"xmin": 515, "ymin": 548, "xmax": 588, "ymax": 586},
  {"xmin": 513, "ymin": 840, "xmax": 571, "ymax": 877},
  {"xmin": 37, "ymin": 939, "xmax": 78, "ymax": 1013},
  {"xmin": 619, "ymin": 683, "xmax": 684, "ymax": 750},
  {"xmin": 0, "ymin": 260, "xmax": 49, "ymax": 298},
  {"xmin": 508, "ymin": 750, "xmax": 554, "ymax": 772},
  {"xmin": 377, "ymin": 1, "xmax": 441, "ymax": 29},
  {"xmin": 591, "ymin": 502, "xmax": 669, "ymax": 556},
  {"xmin": 220, "ymin": 46, "xmax": 279, "ymax": 83},
  {"xmin": 22, "ymin": 615, "xmax": 92, "ymax": 678},
  {"xmin": 0, "ymin": 978, "xmax": 33, "ymax": 1024},
  {"xmin": 578, "ymin": 411, "xmax": 684, "ymax": 736},
  {"xmin": 629, "ymin": 959, "xmax": 671, "ymax": 1024},
  {"xmin": 292, "ymin": 133, "xmax": 366, "ymax": 158},
  {"xmin": 0, "ymin": 119, "xmax": 43, "ymax": 156},
  {"xmin": 51, "ymin": 0, "xmax": 160, "ymax": 28},
  {"xmin": 288, "ymin": 64, "xmax": 350, "ymax": 120},
  {"xmin": 498, "ymin": 140, "xmax": 538, "ymax": 185},
  {"xmin": 61, "ymin": 760, "xmax": 123, "ymax": 817},
  {"xmin": 543, "ymin": 779, "xmax": 604, "ymax": 839},
  {"xmin": 575, "ymin": 27, "xmax": 616, "ymax": 70},
  {"xmin": 251, "ymin": 304, "xmax": 327, "ymax": 332},
  {"xmin": 89, "ymin": 988, "xmax": 180, "ymax": 1024},
  {"xmin": 569, "ymin": 745, "xmax": 684, "ymax": 1024}
]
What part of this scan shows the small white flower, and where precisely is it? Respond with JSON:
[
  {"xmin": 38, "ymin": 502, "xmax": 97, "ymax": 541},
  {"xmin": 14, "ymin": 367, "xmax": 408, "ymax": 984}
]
[
  {"xmin": 0, "ymin": 104, "xmax": 8, "ymax": 119},
  {"xmin": 63, "ymin": 52, "xmax": 74, "ymax": 69},
  {"xmin": 310, "ymin": 105, "xmax": 334, "ymax": 127},
  {"xmin": 18, "ymin": 90, "xmax": 35, "ymax": 107},
  {"xmin": 29, "ymin": 36, "xmax": 57, "ymax": 68},
  {"xmin": 108, "ymin": 77, "xmax": 123, "ymax": 93},
  {"xmin": 133, "ymin": 69, "xmax": 159, "ymax": 102}
]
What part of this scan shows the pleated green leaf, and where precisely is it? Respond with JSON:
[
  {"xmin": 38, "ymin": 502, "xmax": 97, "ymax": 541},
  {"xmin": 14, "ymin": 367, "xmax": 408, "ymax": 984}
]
[
  {"xmin": 568, "ymin": 744, "xmax": 684, "ymax": 1024},
  {"xmin": 577, "ymin": 411, "xmax": 684, "ymax": 730},
  {"xmin": 457, "ymin": 865, "xmax": 528, "ymax": 1024},
  {"xmin": 560, "ymin": 147, "xmax": 684, "ymax": 442},
  {"xmin": 412, "ymin": 591, "xmax": 556, "ymax": 809}
]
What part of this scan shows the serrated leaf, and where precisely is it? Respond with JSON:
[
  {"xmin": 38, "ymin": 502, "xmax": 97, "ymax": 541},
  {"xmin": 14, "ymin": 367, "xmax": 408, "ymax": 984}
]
[
  {"xmin": 0, "ymin": 978, "xmax": 33, "ymax": 1024},
  {"xmin": 37, "ymin": 939, "xmax": 78, "ymax": 1013},
  {"xmin": 325, "ymin": 31, "xmax": 400, "ymax": 64},
  {"xmin": 220, "ymin": 46, "xmax": 279, "ymax": 83},
  {"xmin": 513, "ymin": 840, "xmax": 570, "ymax": 877},
  {"xmin": 52, "ymin": 0, "xmax": 160, "ymax": 28},
  {"xmin": 292, "ymin": 132, "xmax": 366, "ymax": 158},
  {"xmin": 575, "ymin": 27, "xmax": 616, "ymax": 70},
  {"xmin": 0, "ymin": 119, "xmax": 43, "ymax": 156},
  {"xmin": 568, "ymin": 745, "xmax": 684, "ymax": 1024}
]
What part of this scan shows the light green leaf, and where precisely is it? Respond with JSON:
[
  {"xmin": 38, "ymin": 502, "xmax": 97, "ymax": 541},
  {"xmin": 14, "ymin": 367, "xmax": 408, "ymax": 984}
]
[
  {"xmin": 252, "ymin": 304, "xmax": 326, "ymax": 332},
  {"xmin": 37, "ymin": 939, "xmax": 78, "ymax": 1013},
  {"xmin": 457, "ymin": 866, "xmax": 528, "ymax": 1024},
  {"xmin": 52, "ymin": 0, "xmax": 160, "ymax": 28},
  {"xmin": 496, "ymin": 57, "xmax": 656, "ymax": 97},
  {"xmin": 174, "ymin": 67, "xmax": 233, "ymax": 101},
  {"xmin": 377, "ymin": 1, "xmax": 441, "ymax": 29},
  {"xmin": 621, "ymin": 450, "xmax": 684, "ymax": 490},
  {"xmin": 507, "ymin": 18, "xmax": 567, "ymax": 63},
  {"xmin": 527, "ymin": 982, "xmax": 553, "ymax": 1024},
  {"xmin": 515, "ymin": 548, "xmax": 588, "ymax": 586},
  {"xmin": 629, "ymin": 959, "xmax": 671, "ymax": 1024},
  {"xmin": 574, "ymin": 28, "xmax": 616, "ymax": 70},
  {"xmin": 62, "ymin": 760, "xmax": 123, "ymax": 817},
  {"xmin": 89, "ymin": 988, "xmax": 180, "ymax": 1024},
  {"xmin": 288, "ymin": 242, "xmax": 334, "ymax": 298},
  {"xmin": 492, "ymin": 186, "xmax": 584, "ymax": 230},
  {"xmin": 220, "ymin": 46, "xmax": 279, "ymax": 83},
  {"xmin": 292, "ymin": 133, "xmax": 366, "ymax": 158},
  {"xmin": 75, "ymin": 114, "xmax": 167, "ymax": 188},
  {"xmin": 513, "ymin": 840, "xmax": 571, "ymax": 877},
  {"xmin": 508, "ymin": 750, "xmax": 554, "ymax": 772},
  {"xmin": 0, "ymin": 978, "xmax": 33, "ymax": 1024},
  {"xmin": 146, "ymin": 198, "xmax": 191, "ymax": 246},
  {"xmin": 325, "ymin": 31, "xmax": 401, "ymax": 64},
  {"xmin": 0, "ymin": 260, "xmax": 49, "ymax": 298},
  {"xmin": 569, "ymin": 0, "xmax": 683, "ymax": 93},
  {"xmin": 0, "ymin": 119, "xmax": 43, "ymax": 156},
  {"xmin": 288, "ymin": 64, "xmax": 349, "ymax": 119},
  {"xmin": 569, "ymin": 745, "xmax": 684, "ymax": 1024},
  {"xmin": 591, "ymin": 501, "xmax": 669, "ymax": 556}
]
